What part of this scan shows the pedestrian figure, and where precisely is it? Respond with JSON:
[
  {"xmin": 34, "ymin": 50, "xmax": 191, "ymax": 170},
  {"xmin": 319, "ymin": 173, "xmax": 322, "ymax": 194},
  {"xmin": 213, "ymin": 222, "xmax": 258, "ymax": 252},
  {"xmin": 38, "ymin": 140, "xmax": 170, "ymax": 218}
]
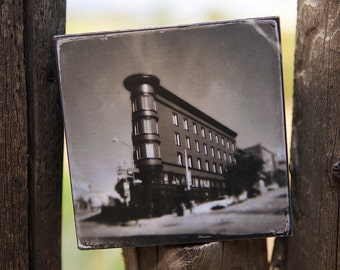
[
  {"xmin": 115, "ymin": 178, "xmax": 131, "ymax": 207},
  {"xmin": 123, "ymin": 178, "xmax": 131, "ymax": 207},
  {"xmin": 176, "ymin": 203, "xmax": 185, "ymax": 216}
]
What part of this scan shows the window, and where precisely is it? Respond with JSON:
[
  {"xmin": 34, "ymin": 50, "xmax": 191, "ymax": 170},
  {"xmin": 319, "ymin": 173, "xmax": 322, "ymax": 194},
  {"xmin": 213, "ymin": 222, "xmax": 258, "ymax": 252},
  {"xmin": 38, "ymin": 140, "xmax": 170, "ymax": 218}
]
[
  {"xmin": 229, "ymin": 154, "xmax": 232, "ymax": 163},
  {"xmin": 143, "ymin": 118, "xmax": 153, "ymax": 133},
  {"xmin": 232, "ymin": 143, "xmax": 235, "ymax": 151},
  {"xmin": 143, "ymin": 143, "xmax": 160, "ymax": 158},
  {"xmin": 213, "ymin": 163, "xmax": 217, "ymax": 173},
  {"xmin": 173, "ymin": 176, "xmax": 180, "ymax": 185},
  {"xmin": 175, "ymin": 132, "xmax": 181, "ymax": 146},
  {"xmin": 177, "ymin": 152, "xmax": 183, "ymax": 165},
  {"xmin": 201, "ymin": 127, "xmax": 206, "ymax": 138},
  {"xmin": 195, "ymin": 140, "xmax": 200, "ymax": 152},
  {"xmin": 211, "ymin": 147, "xmax": 215, "ymax": 157},
  {"xmin": 215, "ymin": 134, "xmax": 219, "ymax": 144},
  {"xmin": 140, "ymin": 118, "xmax": 158, "ymax": 134},
  {"xmin": 205, "ymin": 160, "xmax": 209, "ymax": 171},
  {"xmin": 133, "ymin": 122, "xmax": 139, "ymax": 135},
  {"xmin": 194, "ymin": 177, "xmax": 199, "ymax": 187},
  {"xmin": 197, "ymin": 158, "xmax": 202, "ymax": 170},
  {"xmin": 181, "ymin": 176, "xmax": 186, "ymax": 186},
  {"xmin": 219, "ymin": 164, "xmax": 223, "ymax": 174},
  {"xmin": 163, "ymin": 173, "xmax": 169, "ymax": 184},
  {"xmin": 132, "ymin": 99, "xmax": 137, "ymax": 112},
  {"xmin": 209, "ymin": 131, "xmax": 213, "ymax": 141},
  {"xmin": 141, "ymin": 95, "xmax": 150, "ymax": 109},
  {"xmin": 183, "ymin": 118, "xmax": 189, "ymax": 130},
  {"xmin": 136, "ymin": 146, "xmax": 141, "ymax": 160},
  {"xmin": 145, "ymin": 143, "xmax": 156, "ymax": 158},
  {"xmin": 224, "ymin": 152, "xmax": 227, "ymax": 161},
  {"xmin": 186, "ymin": 137, "xmax": 191, "ymax": 149},
  {"xmin": 203, "ymin": 144, "xmax": 208, "ymax": 155},
  {"xmin": 188, "ymin": 155, "xmax": 193, "ymax": 168},
  {"xmin": 138, "ymin": 94, "xmax": 155, "ymax": 110},
  {"xmin": 217, "ymin": 149, "xmax": 221, "ymax": 159},
  {"xmin": 172, "ymin": 112, "xmax": 178, "ymax": 126},
  {"xmin": 221, "ymin": 137, "xmax": 225, "ymax": 146},
  {"xmin": 227, "ymin": 141, "xmax": 230, "ymax": 149},
  {"xmin": 193, "ymin": 122, "xmax": 198, "ymax": 134}
]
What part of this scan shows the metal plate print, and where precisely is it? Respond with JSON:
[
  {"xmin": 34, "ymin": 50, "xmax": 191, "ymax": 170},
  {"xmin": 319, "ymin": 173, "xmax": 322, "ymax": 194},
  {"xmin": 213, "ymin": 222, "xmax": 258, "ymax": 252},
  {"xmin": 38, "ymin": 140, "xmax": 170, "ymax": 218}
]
[{"xmin": 55, "ymin": 17, "xmax": 291, "ymax": 249}]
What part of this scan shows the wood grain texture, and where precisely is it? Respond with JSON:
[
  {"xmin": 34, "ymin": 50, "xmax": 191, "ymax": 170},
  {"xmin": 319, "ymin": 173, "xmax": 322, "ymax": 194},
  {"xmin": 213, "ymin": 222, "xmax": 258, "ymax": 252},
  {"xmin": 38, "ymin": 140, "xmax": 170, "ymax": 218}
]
[
  {"xmin": 25, "ymin": 1, "xmax": 65, "ymax": 269},
  {"xmin": 124, "ymin": 240, "xmax": 268, "ymax": 270},
  {"xmin": 0, "ymin": 1, "xmax": 29, "ymax": 269},
  {"xmin": 0, "ymin": 0, "xmax": 65, "ymax": 269},
  {"xmin": 287, "ymin": 0, "xmax": 340, "ymax": 269}
]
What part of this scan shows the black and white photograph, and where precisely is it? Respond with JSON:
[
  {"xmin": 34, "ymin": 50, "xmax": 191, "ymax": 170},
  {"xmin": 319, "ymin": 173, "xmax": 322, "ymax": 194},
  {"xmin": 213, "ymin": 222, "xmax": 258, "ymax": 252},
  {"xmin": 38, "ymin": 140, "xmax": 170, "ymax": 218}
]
[{"xmin": 56, "ymin": 17, "xmax": 291, "ymax": 249}]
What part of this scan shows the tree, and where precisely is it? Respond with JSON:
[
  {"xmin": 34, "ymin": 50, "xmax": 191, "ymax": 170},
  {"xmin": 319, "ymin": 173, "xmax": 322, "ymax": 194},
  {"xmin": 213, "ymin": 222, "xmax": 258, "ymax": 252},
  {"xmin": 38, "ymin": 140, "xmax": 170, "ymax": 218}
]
[{"xmin": 224, "ymin": 150, "xmax": 264, "ymax": 196}]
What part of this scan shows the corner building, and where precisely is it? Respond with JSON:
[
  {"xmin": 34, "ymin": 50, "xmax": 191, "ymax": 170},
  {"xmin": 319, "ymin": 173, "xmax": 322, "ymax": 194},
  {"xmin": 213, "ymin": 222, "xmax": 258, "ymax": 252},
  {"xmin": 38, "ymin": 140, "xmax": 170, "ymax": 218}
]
[{"xmin": 124, "ymin": 74, "xmax": 237, "ymax": 215}]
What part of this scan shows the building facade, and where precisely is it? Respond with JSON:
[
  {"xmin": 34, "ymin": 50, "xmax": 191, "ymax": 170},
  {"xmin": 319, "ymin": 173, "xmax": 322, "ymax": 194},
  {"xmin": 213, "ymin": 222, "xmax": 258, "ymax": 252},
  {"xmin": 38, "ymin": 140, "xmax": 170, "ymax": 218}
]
[
  {"xmin": 124, "ymin": 74, "xmax": 237, "ymax": 215},
  {"xmin": 244, "ymin": 144, "xmax": 277, "ymax": 174}
]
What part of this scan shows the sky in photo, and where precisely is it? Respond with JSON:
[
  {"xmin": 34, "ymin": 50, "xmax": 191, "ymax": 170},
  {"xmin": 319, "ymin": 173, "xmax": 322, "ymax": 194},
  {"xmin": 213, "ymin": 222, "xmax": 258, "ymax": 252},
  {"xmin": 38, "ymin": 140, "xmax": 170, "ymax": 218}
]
[{"xmin": 57, "ymin": 19, "xmax": 287, "ymax": 202}]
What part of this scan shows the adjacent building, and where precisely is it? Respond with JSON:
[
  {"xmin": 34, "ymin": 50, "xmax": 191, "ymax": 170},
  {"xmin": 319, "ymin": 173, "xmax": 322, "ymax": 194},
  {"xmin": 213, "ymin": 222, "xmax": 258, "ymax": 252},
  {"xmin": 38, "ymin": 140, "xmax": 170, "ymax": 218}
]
[
  {"xmin": 123, "ymin": 74, "xmax": 237, "ymax": 215},
  {"xmin": 244, "ymin": 144, "xmax": 288, "ymax": 187},
  {"xmin": 244, "ymin": 144, "xmax": 277, "ymax": 174}
]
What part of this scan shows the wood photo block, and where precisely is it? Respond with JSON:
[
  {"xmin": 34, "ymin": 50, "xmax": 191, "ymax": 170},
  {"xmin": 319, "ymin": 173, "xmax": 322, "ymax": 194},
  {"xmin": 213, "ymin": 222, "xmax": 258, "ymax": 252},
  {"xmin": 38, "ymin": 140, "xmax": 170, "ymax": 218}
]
[{"xmin": 55, "ymin": 17, "xmax": 291, "ymax": 249}]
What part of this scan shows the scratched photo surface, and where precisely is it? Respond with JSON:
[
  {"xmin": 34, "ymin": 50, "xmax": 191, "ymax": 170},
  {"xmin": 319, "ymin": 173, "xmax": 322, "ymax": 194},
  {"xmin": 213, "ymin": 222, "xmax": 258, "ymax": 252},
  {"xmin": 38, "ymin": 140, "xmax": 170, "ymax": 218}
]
[{"xmin": 56, "ymin": 18, "xmax": 291, "ymax": 249}]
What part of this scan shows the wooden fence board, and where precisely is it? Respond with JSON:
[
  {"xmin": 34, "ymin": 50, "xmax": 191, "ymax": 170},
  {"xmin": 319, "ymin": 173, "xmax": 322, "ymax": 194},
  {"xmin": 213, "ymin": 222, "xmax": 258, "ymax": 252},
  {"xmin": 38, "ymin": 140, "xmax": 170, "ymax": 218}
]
[
  {"xmin": 0, "ymin": 1, "xmax": 65, "ymax": 269},
  {"xmin": 287, "ymin": 0, "xmax": 340, "ymax": 269},
  {"xmin": 25, "ymin": 1, "xmax": 65, "ymax": 269},
  {"xmin": 124, "ymin": 239, "xmax": 268, "ymax": 270},
  {"xmin": 0, "ymin": 1, "xmax": 29, "ymax": 269}
]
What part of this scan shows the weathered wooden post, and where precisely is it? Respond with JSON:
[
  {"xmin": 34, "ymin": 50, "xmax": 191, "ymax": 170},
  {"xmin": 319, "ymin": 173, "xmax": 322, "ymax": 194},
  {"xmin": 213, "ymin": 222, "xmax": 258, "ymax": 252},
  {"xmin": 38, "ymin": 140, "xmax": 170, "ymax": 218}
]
[
  {"xmin": 0, "ymin": 1, "xmax": 65, "ymax": 269},
  {"xmin": 123, "ymin": 239, "xmax": 268, "ymax": 269},
  {"xmin": 286, "ymin": 0, "xmax": 339, "ymax": 269}
]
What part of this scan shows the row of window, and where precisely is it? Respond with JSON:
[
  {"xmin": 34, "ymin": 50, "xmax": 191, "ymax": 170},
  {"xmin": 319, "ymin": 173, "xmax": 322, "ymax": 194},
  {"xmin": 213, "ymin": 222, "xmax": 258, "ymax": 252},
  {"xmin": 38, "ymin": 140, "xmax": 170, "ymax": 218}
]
[
  {"xmin": 135, "ymin": 143, "xmax": 161, "ymax": 160},
  {"xmin": 172, "ymin": 112, "xmax": 235, "ymax": 150},
  {"xmin": 162, "ymin": 173, "xmax": 226, "ymax": 189},
  {"xmin": 174, "ymin": 132, "xmax": 234, "ymax": 162},
  {"xmin": 133, "ymin": 118, "xmax": 159, "ymax": 135},
  {"xmin": 132, "ymin": 94, "xmax": 157, "ymax": 112},
  {"xmin": 176, "ymin": 152, "xmax": 226, "ymax": 174}
]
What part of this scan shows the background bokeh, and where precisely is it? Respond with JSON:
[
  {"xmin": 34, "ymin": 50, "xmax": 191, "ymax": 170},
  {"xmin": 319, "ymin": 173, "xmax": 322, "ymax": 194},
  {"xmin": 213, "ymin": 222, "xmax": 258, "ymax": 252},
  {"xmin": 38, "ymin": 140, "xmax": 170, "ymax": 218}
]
[{"xmin": 63, "ymin": 1, "xmax": 297, "ymax": 269}]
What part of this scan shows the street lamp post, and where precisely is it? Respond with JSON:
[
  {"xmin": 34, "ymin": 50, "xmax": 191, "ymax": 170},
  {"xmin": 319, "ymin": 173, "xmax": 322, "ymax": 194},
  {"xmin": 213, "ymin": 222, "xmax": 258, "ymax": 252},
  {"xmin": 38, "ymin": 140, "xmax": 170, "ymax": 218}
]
[{"xmin": 112, "ymin": 138, "xmax": 134, "ymax": 170}]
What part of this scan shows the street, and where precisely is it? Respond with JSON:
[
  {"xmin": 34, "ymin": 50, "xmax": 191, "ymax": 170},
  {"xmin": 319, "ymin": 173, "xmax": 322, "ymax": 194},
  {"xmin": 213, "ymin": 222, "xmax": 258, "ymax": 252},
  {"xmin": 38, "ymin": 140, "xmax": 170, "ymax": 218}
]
[{"xmin": 77, "ymin": 187, "xmax": 290, "ymax": 248}]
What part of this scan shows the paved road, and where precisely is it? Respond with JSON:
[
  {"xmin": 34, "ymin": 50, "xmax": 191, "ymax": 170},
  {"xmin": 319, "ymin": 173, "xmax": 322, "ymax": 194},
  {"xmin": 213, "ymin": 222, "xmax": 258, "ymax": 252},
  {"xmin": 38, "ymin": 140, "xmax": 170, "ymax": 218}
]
[{"xmin": 77, "ymin": 187, "xmax": 290, "ymax": 248}]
